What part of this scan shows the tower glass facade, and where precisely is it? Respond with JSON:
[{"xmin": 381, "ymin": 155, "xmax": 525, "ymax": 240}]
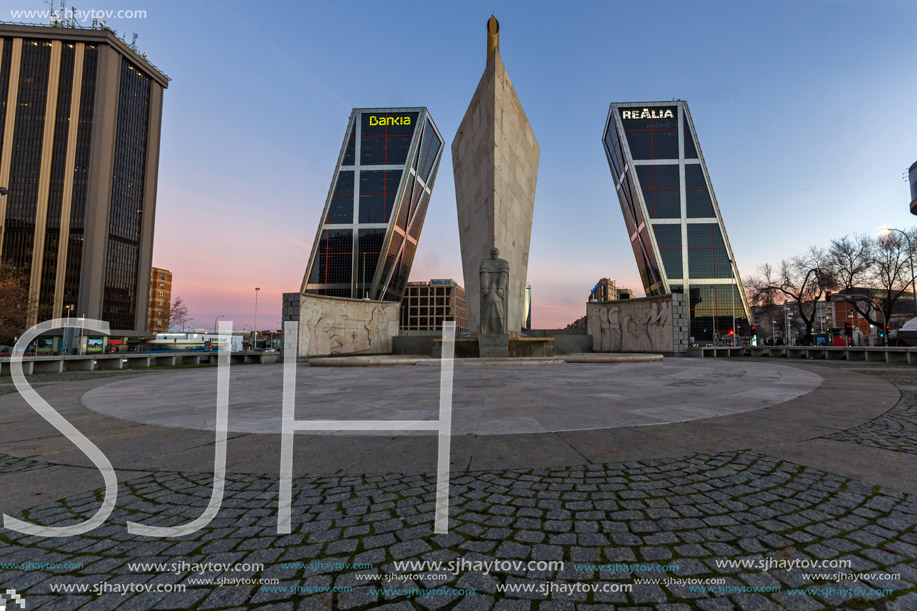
[
  {"xmin": 302, "ymin": 108, "xmax": 443, "ymax": 302},
  {"xmin": 0, "ymin": 24, "xmax": 167, "ymax": 336},
  {"xmin": 603, "ymin": 101, "xmax": 752, "ymax": 344}
]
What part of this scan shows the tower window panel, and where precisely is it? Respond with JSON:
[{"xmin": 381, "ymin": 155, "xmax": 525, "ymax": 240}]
[
  {"xmin": 684, "ymin": 127, "xmax": 698, "ymax": 158},
  {"xmin": 636, "ymin": 164, "xmax": 681, "ymax": 219},
  {"xmin": 687, "ymin": 225, "xmax": 733, "ymax": 279},
  {"xmin": 652, "ymin": 130, "xmax": 679, "ymax": 159},
  {"xmin": 342, "ymin": 125, "xmax": 356, "ymax": 166},
  {"xmin": 604, "ymin": 125, "xmax": 625, "ymax": 178},
  {"xmin": 407, "ymin": 192, "xmax": 430, "ymax": 240},
  {"xmin": 688, "ymin": 250, "xmax": 716, "ymax": 278},
  {"xmin": 653, "ymin": 224, "xmax": 682, "ymax": 279},
  {"xmin": 685, "ymin": 165, "xmax": 707, "ymax": 189},
  {"xmin": 660, "ymin": 251, "xmax": 683, "ymax": 279},
  {"xmin": 645, "ymin": 189, "xmax": 680, "ymax": 218},
  {"xmin": 617, "ymin": 183, "xmax": 636, "ymax": 231},
  {"xmin": 356, "ymin": 228, "xmax": 385, "ymax": 286},
  {"xmin": 396, "ymin": 175, "xmax": 415, "ymax": 229},
  {"xmin": 624, "ymin": 172, "xmax": 645, "ymax": 227},
  {"xmin": 417, "ymin": 120, "xmax": 442, "ymax": 182},
  {"xmin": 687, "ymin": 223, "xmax": 725, "ymax": 249},
  {"xmin": 359, "ymin": 170, "xmax": 402, "ymax": 223},
  {"xmin": 625, "ymin": 130, "xmax": 652, "ymax": 160},
  {"xmin": 326, "ymin": 171, "xmax": 354, "ymax": 224},
  {"xmin": 686, "ymin": 188, "xmax": 714, "ymax": 218},
  {"xmin": 310, "ymin": 229, "xmax": 353, "ymax": 286}
]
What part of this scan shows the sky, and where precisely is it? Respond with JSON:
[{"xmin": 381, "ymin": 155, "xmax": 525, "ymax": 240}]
[{"xmin": 14, "ymin": 0, "xmax": 916, "ymax": 331}]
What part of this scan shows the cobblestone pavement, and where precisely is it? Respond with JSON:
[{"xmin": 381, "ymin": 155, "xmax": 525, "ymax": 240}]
[
  {"xmin": 827, "ymin": 389, "xmax": 917, "ymax": 455},
  {"xmin": 1, "ymin": 363, "xmax": 916, "ymax": 610},
  {"xmin": 1, "ymin": 450, "xmax": 915, "ymax": 610}
]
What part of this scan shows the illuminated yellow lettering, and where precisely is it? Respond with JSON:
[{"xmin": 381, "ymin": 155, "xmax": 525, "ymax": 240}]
[{"xmin": 368, "ymin": 115, "xmax": 410, "ymax": 127}]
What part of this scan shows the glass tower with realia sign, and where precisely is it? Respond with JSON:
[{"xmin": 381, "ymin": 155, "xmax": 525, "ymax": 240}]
[
  {"xmin": 603, "ymin": 101, "xmax": 752, "ymax": 344},
  {"xmin": 301, "ymin": 107, "xmax": 444, "ymax": 302}
]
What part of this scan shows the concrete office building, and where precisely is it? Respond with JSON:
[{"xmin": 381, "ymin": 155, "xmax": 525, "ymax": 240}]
[
  {"xmin": 301, "ymin": 108, "xmax": 444, "ymax": 302},
  {"xmin": 603, "ymin": 101, "xmax": 752, "ymax": 343},
  {"xmin": 0, "ymin": 22, "xmax": 168, "ymax": 338},
  {"xmin": 148, "ymin": 266, "xmax": 171, "ymax": 334},
  {"xmin": 400, "ymin": 279, "xmax": 468, "ymax": 332},
  {"xmin": 589, "ymin": 278, "xmax": 633, "ymax": 303}
]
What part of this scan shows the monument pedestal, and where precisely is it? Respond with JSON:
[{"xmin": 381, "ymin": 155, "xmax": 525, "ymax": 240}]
[
  {"xmin": 478, "ymin": 334, "xmax": 509, "ymax": 358},
  {"xmin": 431, "ymin": 336, "xmax": 556, "ymax": 358}
]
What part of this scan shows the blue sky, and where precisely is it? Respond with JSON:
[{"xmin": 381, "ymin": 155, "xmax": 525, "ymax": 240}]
[{"xmin": 16, "ymin": 0, "xmax": 915, "ymax": 329}]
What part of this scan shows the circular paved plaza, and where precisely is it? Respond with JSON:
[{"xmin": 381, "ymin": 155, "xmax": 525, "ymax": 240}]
[
  {"xmin": 80, "ymin": 360, "xmax": 821, "ymax": 435},
  {"xmin": 0, "ymin": 358, "xmax": 915, "ymax": 610}
]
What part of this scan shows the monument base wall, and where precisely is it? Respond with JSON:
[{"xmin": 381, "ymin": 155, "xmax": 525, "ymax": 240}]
[
  {"xmin": 528, "ymin": 329, "xmax": 593, "ymax": 354},
  {"xmin": 587, "ymin": 294, "xmax": 688, "ymax": 354},
  {"xmin": 392, "ymin": 335, "xmax": 438, "ymax": 356},
  {"xmin": 297, "ymin": 294, "xmax": 399, "ymax": 358}
]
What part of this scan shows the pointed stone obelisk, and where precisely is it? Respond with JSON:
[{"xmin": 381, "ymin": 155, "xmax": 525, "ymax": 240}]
[{"xmin": 452, "ymin": 16, "xmax": 539, "ymax": 337}]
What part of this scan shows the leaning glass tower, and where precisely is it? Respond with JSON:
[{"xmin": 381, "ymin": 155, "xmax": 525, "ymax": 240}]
[
  {"xmin": 301, "ymin": 107, "xmax": 444, "ymax": 301},
  {"xmin": 603, "ymin": 101, "xmax": 752, "ymax": 344}
]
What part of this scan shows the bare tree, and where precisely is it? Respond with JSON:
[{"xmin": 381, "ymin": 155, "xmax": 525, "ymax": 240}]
[
  {"xmin": 826, "ymin": 234, "xmax": 873, "ymax": 289},
  {"xmin": 827, "ymin": 230, "xmax": 915, "ymax": 342},
  {"xmin": 867, "ymin": 230, "xmax": 914, "ymax": 330},
  {"xmin": 746, "ymin": 247, "xmax": 832, "ymax": 345},
  {"xmin": 0, "ymin": 263, "xmax": 30, "ymax": 345},
  {"xmin": 168, "ymin": 296, "xmax": 189, "ymax": 331}
]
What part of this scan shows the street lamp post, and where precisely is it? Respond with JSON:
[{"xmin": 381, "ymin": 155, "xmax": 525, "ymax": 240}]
[
  {"xmin": 63, "ymin": 304, "xmax": 73, "ymax": 354},
  {"xmin": 254, "ymin": 287, "xmax": 261, "ymax": 351},
  {"xmin": 731, "ymin": 286, "xmax": 736, "ymax": 346},
  {"xmin": 772, "ymin": 319, "xmax": 776, "ymax": 346},
  {"xmin": 881, "ymin": 227, "xmax": 917, "ymax": 317},
  {"xmin": 785, "ymin": 305, "xmax": 792, "ymax": 346},
  {"xmin": 213, "ymin": 314, "xmax": 224, "ymax": 333},
  {"xmin": 728, "ymin": 258, "xmax": 736, "ymax": 346}
]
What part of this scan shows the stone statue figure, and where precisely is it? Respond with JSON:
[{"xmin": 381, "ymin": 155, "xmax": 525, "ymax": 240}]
[{"xmin": 479, "ymin": 247, "xmax": 509, "ymax": 335}]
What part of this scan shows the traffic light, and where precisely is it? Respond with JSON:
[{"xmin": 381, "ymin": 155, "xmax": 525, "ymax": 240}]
[
  {"xmin": 750, "ymin": 325, "xmax": 757, "ymax": 337},
  {"xmin": 729, "ymin": 329, "xmax": 734, "ymax": 335},
  {"xmin": 844, "ymin": 322, "xmax": 853, "ymax": 337},
  {"xmin": 825, "ymin": 291, "xmax": 833, "ymax": 302}
]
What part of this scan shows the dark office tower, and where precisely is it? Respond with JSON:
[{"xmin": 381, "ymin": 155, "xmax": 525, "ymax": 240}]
[
  {"xmin": 0, "ymin": 23, "xmax": 168, "ymax": 335},
  {"xmin": 603, "ymin": 101, "xmax": 752, "ymax": 343},
  {"xmin": 301, "ymin": 108, "xmax": 444, "ymax": 301}
]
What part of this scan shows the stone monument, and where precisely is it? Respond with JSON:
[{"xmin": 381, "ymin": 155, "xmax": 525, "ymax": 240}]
[
  {"xmin": 478, "ymin": 247, "xmax": 510, "ymax": 357},
  {"xmin": 452, "ymin": 16, "xmax": 539, "ymax": 338}
]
